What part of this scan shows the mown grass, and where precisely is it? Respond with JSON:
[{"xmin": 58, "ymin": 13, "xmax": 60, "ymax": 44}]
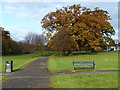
[
  {"xmin": 1, "ymin": 51, "xmax": 54, "ymax": 72},
  {"xmin": 0, "ymin": 76, "xmax": 7, "ymax": 82},
  {"xmin": 51, "ymin": 73, "xmax": 118, "ymax": 88},
  {"xmin": 47, "ymin": 51, "xmax": 118, "ymax": 72},
  {"xmin": 0, "ymin": 76, "xmax": 2, "ymax": 82}
]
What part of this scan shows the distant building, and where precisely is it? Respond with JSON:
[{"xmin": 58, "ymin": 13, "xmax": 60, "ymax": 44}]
[
  {"xmin": 107, "ymin": 44, "xmax": 120, "ymax": 51},
  {"xmin": 106, "ymin": 40, "xmax": 120, "ymax": 51}
]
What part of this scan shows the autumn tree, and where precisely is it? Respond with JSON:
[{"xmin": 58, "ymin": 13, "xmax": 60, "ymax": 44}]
[
  {"xmin": 41, "ymin": 4, "xmax": 115, "ymax": 52},
  {"xmin": 1, "ymin": 27, "xmax": 46, "ymax": 55},
  {"xmin": 1, "ymin": 27, "xmax": 21, "ymax": 55},
  {"xmin": 1, "ymin": 27, "xmax": 14, "ymax": 55},
  {"xmin": 17, "ymin": 41, "xmax": 32, "ymax": 54},
  {"xmin": 48, "ymin": 30, "xmax": 78, "ymax": 57}
]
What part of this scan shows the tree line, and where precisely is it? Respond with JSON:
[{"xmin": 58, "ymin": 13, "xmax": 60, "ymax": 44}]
[{"xmin": 0, "ymin": 27, "xmax": 47, "ymax": 55}]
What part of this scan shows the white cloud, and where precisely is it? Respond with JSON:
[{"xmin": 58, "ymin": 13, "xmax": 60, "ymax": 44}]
[
  {"xmin": 2, "ymin": 2, "xmax": 119, "ymax": 41},
  {"xmin": 54, "ymin": 4, "xmax": 63, "ymax": 9},
  {"xmin": 31, "ymin": 8, "xmax": 48, "ymax": 19},
  {"xmin": 4, "ymin": 4, "xmax": 20, "ymax": 13},
  {"xmin": 4, "ymin": 3, "xmax": 31, "ymax": 18},
  {"xmin": 0, "ymin": 18, "xmax": 2, "ymax": 26},
  {"xmin": 3, "ymin": 3, "xmax": 52, "ymax": 19},
  {"xmin": 3, "ymin": 25, "xmax": 42, "ymax": 41},
  {"xmin": 5, "ymin": 5, "xmax": 16, "ymax": 10}
]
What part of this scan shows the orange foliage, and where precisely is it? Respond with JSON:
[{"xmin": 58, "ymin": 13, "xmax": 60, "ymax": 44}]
[{"xmin": 41, "ymin": 4, "xmax": 115, "ymax": 51}]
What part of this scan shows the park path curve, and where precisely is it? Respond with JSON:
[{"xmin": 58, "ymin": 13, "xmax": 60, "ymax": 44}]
[{"xmin": 2, "ymin": 57, "xmax": 52, "ymax": 88}]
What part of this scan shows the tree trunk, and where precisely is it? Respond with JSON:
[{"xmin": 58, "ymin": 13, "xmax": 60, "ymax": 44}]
[
  {"xmin": 91, "ymin": 48, "xmax": 96, "ymax": 53},
  {"xmin": 59, "ymin": 51, "xmax": 62, "ymax": 57},
  {"xmin": 67, "ymin": 50, "xmax": 73, "ymax": 56},
  {"xmin": 63, "ymin": 50, "xmax": 65, "ymax": 56}
]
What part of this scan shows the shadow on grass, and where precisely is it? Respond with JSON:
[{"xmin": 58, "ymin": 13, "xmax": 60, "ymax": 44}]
[
  {"xmin": 53, "ymin": 51, "xmax": 99, "ymax": 57},
  {"xmin": 74, "ymin": 67, "xmax": 94, "ymax": 70},
  {"xmin": 73, "ymin": 51, "xmax": 98, "ymax": 56},
  {"xmin": 13, "ymin": 69, "xmax": 21, "ymax": 72}
]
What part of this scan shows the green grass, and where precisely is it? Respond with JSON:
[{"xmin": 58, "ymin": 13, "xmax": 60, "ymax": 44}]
[
  {"xmin": 47, "ymin": 51, "xmax": 118, "ymax": 72},
  {"xmin": 0, "ymin": 76, "xmax": 2, "ymax": 82},
  {"xmin": 0, "ymin": 76, "xmax": 7, "ymax": 82},
  {"xmin": 51, "ymin": 73, "xmax": 118, "ymax": 88},
  {"xmin": 1, "ymin": 51, "xmax": 54, "ymax": 72}
]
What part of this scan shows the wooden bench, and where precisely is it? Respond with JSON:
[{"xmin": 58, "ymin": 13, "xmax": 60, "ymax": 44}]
[{"xmin": 73, "ymin": 61, "xmax": 95, "ymax": 70}]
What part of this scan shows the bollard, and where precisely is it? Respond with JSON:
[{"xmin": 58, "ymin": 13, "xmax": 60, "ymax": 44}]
[{"xmin": 5, "ymin": 61, "xmax": 13, "ymax": 72}]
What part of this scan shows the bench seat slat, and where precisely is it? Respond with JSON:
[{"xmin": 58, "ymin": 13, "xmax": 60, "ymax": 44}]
[{"xmin": 73, "ymin": 61, "xmax": 95, "ymax": 70}]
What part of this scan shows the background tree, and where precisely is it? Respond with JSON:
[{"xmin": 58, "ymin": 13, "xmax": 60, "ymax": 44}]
[
  {"xmin": 23, "ymin": 32, "xmax": 45, "ymax": 53},
  {"xmin": 1, "ymin": 27, "xmax": 21, "ymax": 55},
  {"xmin": 100, "ymin": 37, "xmax": 115, "ymax": 50},
  {"xmin": 41, "ymin": 4, "xmax": 115, "ymax": 52},
  {"xmin": 24, "ymin": 32, "xmax": 45, "ymax": 46},
  {"xmin": 1, "ymin": 27, "xmax": 46, "ymax": 55},
  {"xmin": 48, "ymin": 30, "xmax": 78, "ymax": 57}
]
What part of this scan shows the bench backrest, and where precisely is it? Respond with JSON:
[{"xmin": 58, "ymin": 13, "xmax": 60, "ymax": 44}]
[{"xmin": 73, "ymin": 61, "xmax": 95, "ymax": 65}]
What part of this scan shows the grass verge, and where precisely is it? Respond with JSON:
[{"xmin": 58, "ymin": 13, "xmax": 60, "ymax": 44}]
[
  {"xmin": 47, "ymin": 51, "xmax": 118, "ymax": 72},
  {"xmin": 51, "ymin": 73, "xmax": 118, "ymax": 88},
  {"xmin": 1, "ymin": 51, "xmax": 55, "ymax": 72},
  {"xmin": 0, "ymin": 76, "xmax": 7, "ymax": 82}
]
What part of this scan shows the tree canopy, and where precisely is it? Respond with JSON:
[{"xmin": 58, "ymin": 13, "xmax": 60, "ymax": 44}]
[
  {"xmin": 1, "ymin": 27, "xmax": 46, "ymax": 55},
  {"xmin": 48, "ymin": 30, "xmax": 78, "ymax": 56},
  {"xmin": 41, "ymin": 4, "xmax": 115, "ymax": 52},
  {"xmin": 1, "ymin": 27, "xmax": 21, "ymax": 55}
]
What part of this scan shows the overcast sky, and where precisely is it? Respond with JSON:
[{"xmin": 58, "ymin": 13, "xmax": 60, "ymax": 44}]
[{"xmin": 0, "ymin": 1, "xmax": 119, "ymax": 41}]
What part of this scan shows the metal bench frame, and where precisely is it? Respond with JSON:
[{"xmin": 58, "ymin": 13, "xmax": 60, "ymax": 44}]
[{"xmin": 73, "ymin": 61, "xmax": 95, "ymax": 70}]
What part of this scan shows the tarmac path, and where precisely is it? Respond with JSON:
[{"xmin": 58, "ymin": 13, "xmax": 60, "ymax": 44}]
[{"xmin": 2, "ymin": 57, "xmax": 52, "ymax": 88}]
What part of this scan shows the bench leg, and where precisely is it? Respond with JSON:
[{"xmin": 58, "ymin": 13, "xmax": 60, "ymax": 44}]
[{"xmin": 93, "ymin": 65, "xmax": 95, "ymax": 69}]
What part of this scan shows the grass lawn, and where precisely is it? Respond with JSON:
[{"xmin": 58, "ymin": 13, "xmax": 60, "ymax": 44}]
[
  {"xmin": 47, "ymin": 51, "xmax": 118, "ymax": 72},
  {"xmin": 0, "ymin": 76, "xmax": 7, "ymax": 82},
  {"xmin": 51, "ymin": 73, "xmax": 118, "ymax": 88},
  {"xmin": 1, "ymin": 51, "xmax": 54, "ymax": 72}
]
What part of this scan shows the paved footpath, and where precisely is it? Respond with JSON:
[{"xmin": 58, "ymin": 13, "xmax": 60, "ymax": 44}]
[{"xmin": 2, "ymin": 57, "xmax": 52, "ymax": 88}]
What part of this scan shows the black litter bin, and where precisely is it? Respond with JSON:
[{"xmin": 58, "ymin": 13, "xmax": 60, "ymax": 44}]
[{"xmin": 5, "ymin": 61, "xmax": 13, "ymax": 72}]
